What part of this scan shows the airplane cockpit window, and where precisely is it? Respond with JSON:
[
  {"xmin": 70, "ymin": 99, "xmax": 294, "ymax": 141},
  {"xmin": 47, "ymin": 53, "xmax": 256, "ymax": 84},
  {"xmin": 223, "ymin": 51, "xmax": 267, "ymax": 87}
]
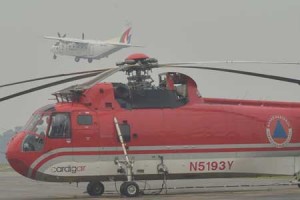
[
  {"xmin": 22, "ymin": 114, "xmax": 50, "ymax": 152},
  {"xmin": 48, "ymin": 113, "xmax": 71, "ymax": 138}
]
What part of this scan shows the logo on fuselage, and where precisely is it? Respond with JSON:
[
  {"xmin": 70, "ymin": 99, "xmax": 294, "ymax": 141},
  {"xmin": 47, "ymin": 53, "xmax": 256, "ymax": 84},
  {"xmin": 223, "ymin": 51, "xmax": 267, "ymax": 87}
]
[
  {"xmin": 51, "ymin": 165, "xmax": 86, "ymax": 174},
  {"xmin": 266, "ymin": 115, "xmax": 292, "ymax": 148}
]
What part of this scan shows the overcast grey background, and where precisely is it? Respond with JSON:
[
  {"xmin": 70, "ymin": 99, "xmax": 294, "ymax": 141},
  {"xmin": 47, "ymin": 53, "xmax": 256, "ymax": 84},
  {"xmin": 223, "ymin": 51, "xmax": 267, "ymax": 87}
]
[{"xmin": 1, "ymin": 0, "xmax": 300, "ymax": 130}]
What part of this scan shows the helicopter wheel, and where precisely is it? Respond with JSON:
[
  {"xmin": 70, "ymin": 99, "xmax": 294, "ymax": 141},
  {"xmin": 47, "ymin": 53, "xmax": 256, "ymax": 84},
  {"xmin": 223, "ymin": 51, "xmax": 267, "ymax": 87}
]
[
  {"xmin": 88, "ymin": 58, "xmax": 93, "ymax": 63},
  {"xmin": 87, "ymin": 181, "xmax": 104, "ymax": 196},
  {"xmin": 53, "ymin": 54, "xmax": 57, "ymax": 59},
  {"xmin": 75, "ymin": 57, "xmax": 80, "ymax": 62},
  {"xmin": 120, "ymin": 181, "xmax": 139, "ymax": 197}
]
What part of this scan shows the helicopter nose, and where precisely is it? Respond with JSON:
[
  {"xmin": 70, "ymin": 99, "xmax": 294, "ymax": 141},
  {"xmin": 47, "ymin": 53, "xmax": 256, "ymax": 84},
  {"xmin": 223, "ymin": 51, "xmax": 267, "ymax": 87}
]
[{"xmin": 6, "ymin": 132, "xmax": 29, "ymax": 177}]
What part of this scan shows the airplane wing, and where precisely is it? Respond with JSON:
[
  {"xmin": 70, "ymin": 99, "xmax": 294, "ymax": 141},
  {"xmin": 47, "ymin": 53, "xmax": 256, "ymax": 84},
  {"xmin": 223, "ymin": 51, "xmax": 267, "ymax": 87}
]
[
  {"xmin": 44, "ymin": 36, "xmax": 142, "ymax": 47},
  {"xmin": 44, "ymin": 36, "xmax": 90, "ymax": 44},
  {"xmin": 44, "ymin": 36, "xmax": 63, "ymax": 41}
]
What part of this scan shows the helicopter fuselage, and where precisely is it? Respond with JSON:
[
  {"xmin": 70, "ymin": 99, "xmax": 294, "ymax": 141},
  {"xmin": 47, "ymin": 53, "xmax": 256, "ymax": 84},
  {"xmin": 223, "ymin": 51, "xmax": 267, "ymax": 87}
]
[{"xmin": 6, "ymin": 73, "xmax": 300, "ymax": 183}]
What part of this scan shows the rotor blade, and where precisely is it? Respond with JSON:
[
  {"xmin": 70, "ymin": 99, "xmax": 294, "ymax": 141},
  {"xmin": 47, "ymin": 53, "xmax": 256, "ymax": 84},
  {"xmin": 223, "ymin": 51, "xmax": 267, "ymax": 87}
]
[
  {"xmin": 159, "ymin": 65, "xmax": 300, "ymax": 85},
  {"xmin": 0, "ymin": 71, "xmax": 109, "ymax": 102},
  {"xmin": 57, "ymin": 32, "xmax": 61, "ymax": 38},
  {"xmin": 0, "ymin": 69, "xmax": 110, "ymax": 88},
  {"xmin": 0, "ymin": 69, "xmax": 111, "ymax": 88},
  {"xmin": 77, "ymin": 65, "xmax": 130, "ymax": 89},
  {"xmin": 160, "ymin": 61, "xmax": 300, "ymax": 66}
]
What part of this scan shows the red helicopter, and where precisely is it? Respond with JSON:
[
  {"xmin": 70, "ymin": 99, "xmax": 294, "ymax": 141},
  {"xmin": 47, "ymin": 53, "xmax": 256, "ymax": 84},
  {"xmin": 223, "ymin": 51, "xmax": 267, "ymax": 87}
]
[{"xmin": 3, "ymin": 53, "xmax": 300, "ymax": 197}]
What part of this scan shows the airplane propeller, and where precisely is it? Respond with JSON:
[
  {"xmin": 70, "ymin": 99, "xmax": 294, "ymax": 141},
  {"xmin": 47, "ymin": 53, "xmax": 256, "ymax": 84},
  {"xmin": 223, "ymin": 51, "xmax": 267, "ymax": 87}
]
[
  {"xmin": 82, "ymin": 33, "xmax": 84, "ymax": 40},
  {"xmin": 2, "ymin": 58, "xmax": 300, "ymax": 102},
  {"xmin": 57, "ymin": 32, "xmax": 66, "ymax": 38},
  {"xmin": 54, "ymin": 32, "xmax": 67, "ymax": 53}
]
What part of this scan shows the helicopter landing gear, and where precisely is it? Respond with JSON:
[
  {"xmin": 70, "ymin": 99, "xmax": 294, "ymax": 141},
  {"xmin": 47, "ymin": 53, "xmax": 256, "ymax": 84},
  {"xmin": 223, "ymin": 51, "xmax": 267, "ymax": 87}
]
[
  {"xmin": 53, "ymin": 54, "xmax": 57, "ymax": 59},
  {"xmin": 75, "ymin": 57, "xmax": 80, "ymax": 62},
  {"xmin": 120, "ymin": 181, "xmax": 139, "ymax": 197},
  {"xmin": 86, "ymin": 181, "xmax": 104, "ymax": 196},
  {"xmin": 295, "ymin": 172, "xmax": 300, "ymax": 188},
  {"xmin": 114, "ymin": 117, "xmax": 140, "ymax": 197},
  {"xmin": 88, "ymin": 58, "xmax": 93, "ymax": 63}
]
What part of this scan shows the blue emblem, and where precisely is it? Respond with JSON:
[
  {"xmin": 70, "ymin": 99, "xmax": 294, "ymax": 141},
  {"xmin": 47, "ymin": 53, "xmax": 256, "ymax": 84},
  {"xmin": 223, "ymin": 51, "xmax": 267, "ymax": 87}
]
[
  {"xmin": 272, "ymin": 120, "xmax": 287, "ymax": 139},
  {"xmin": 266, "ymin": 115, "xmax": 292, "ymax": 148}
]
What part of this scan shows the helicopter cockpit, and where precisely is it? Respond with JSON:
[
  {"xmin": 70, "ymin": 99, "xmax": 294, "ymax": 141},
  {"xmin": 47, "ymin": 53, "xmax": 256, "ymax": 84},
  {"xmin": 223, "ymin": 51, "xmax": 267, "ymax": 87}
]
[
  {"xmin": 21, "ymin": 105, "xmax": 71, "ymax": 152},
  {"xmin": 22, "ymin": 113, "xmax": 49, "ymax": 152}
]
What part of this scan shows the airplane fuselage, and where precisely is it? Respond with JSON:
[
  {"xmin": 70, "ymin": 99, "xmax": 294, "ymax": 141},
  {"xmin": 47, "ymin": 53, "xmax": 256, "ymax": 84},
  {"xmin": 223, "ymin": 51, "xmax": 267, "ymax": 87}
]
[{"xmin": 51, "ymin": 42, "xmax": 124, "ymax": 60}]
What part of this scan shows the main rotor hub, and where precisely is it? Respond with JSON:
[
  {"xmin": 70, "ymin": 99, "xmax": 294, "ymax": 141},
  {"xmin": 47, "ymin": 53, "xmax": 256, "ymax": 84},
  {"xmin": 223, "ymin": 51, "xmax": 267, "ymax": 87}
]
[
  {"xmin": 116, "ymin": 53, "xmax": 158, "ymax": 89},
  {"xmin": 125, "ymin": 53, "xmax": 149, "ymax": 61}
]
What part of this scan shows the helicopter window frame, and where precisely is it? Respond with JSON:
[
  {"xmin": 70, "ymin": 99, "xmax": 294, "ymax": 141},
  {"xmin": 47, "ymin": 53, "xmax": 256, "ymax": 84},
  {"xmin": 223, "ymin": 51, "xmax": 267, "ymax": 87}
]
[
  {"xmin": 77, "ymin": 115, "xmax": 93, "ymax": 125},
  {"xmin": 22, "ymin": 113, "xmax": 50, "ymax": 152},
  {"xmin": 48, "ymin": 112, "xmax": 71, "ymax": 139}
]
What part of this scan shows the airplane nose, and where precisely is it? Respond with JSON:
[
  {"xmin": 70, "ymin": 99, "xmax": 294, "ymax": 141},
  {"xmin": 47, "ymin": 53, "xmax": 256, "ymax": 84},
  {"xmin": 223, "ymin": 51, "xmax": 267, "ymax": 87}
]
[{"xmin": 6, "ymin": 132, "xmax": 29, "ymax": 177}]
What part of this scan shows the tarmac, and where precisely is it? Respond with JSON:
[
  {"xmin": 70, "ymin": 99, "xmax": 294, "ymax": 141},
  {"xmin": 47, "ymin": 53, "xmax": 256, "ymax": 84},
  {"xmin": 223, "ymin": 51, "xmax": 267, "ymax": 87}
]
[{"xmin": 1, "ymin": 170, "xmax": 300, "ymax": 200}]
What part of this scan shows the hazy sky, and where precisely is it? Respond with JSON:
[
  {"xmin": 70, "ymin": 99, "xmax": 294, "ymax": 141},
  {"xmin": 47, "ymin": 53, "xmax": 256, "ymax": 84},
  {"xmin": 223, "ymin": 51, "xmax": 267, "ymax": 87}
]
[{"xmin": 1, "ymin": 0, "xmax": 300, "ymax": 130}]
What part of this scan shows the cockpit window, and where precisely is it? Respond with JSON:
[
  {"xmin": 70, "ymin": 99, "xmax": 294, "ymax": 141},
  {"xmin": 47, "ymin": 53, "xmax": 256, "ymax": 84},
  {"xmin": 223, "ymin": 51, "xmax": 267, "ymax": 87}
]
[
  {"xmin": 23, "ymin": 114, "xmax": 50, "ymax": 135},
  {"xmin": 22, "ymin": 113, "xmax": 50, "ymax": 152},
  {"xmin": 23, "ymin": 114, "xmax": 41, "ymax": 132},
  {"xmin": 48, "ymin": 113, "xmax": 71, "ymax": 138},
  {"xmin": 35, "ymin": 115, "xmax": 50, "ymax": 136}
]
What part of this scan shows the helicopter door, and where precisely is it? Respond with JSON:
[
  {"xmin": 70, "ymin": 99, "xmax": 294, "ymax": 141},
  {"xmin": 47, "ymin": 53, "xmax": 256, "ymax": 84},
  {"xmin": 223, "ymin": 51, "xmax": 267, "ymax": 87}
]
[
  {"xmin": 45, "ymin": 112, "xmax": 72, "ymax": 156},
  {"xmin": 71, "ymin": 111, "xmax": 99, "ymax": 162}
]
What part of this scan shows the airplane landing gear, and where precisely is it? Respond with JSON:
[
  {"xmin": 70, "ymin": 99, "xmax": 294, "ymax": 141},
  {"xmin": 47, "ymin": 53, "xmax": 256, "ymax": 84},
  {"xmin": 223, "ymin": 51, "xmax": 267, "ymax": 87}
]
[
  {"xmin": 87, "ymin": 181, "xmax": 104, "ymax": 196},
  {"xmin": 75, "ymin": 57, "xmax": 80, "ymax": 62},
  {"xmin": 88, "ymin": 58, "xmax": 93, "ymax": 63},
  {"xmin": 120, "ymin": 181, "xmax": 139, "ymax": 197},
  {"xmin": 53, "ymin": 54, "xmax": 57, "ymax": 59}
]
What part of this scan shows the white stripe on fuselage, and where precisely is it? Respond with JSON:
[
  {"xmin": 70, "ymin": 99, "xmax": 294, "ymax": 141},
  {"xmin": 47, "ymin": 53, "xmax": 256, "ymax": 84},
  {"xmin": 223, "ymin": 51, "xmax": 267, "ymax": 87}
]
[
  {"xmin": 37, "ymin": 154, "xmax": 300, "ymax": 179},
  {"xmin": 27, "ymin": 143, "xmax": 300, "ymax": 178}
]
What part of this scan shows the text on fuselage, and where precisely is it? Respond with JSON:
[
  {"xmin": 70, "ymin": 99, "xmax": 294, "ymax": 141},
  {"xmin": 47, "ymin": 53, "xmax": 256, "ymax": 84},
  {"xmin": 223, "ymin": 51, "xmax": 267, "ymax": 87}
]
[
  {"xmin": 51, "ymin": 165, "xmax": 86, "ymax": 174},
  {"xmin": 189, "ymin": 161, "xmax": 234, "ymax": 171}
]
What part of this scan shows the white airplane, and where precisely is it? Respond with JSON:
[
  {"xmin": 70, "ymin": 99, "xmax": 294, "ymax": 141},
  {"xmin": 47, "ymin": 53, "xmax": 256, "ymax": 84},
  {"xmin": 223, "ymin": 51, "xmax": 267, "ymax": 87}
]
[{"xmin": 44, "ymin": 27, "xmax": 139, "ymax": 63}]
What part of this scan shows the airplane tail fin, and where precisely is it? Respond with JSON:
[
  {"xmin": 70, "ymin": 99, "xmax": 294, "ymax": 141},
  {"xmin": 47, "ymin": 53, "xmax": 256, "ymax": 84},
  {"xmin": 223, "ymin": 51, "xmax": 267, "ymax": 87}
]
[
  {"xmin": 105, "ymin": 26, "xmax": 142, "ymax": 47},
  {"xmin": 119, "ymin": 27, "xmax": 132, "ymax": 44}
]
